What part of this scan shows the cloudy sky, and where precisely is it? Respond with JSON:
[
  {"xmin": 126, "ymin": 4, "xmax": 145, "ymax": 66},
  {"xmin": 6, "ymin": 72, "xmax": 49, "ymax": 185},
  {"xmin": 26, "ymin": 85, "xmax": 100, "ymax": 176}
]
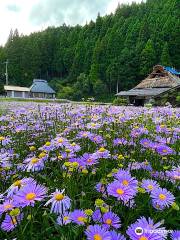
[{"xmin": 0, "ymin": 0, "xmax": 142, "ymax": 46}]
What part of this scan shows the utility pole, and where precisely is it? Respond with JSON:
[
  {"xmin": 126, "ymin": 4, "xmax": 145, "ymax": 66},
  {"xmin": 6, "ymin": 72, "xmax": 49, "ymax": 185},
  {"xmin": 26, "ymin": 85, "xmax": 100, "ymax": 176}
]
[{"xmin": 5, "ymin": 59, "xmax": 9, "ymax": 85}]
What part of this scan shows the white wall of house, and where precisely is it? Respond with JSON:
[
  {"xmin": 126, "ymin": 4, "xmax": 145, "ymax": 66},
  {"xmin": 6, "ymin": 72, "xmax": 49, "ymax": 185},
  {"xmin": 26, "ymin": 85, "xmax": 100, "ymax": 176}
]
[{"xmin": 6, "ymin": 90, "xmax": 29, "ymax": 98}]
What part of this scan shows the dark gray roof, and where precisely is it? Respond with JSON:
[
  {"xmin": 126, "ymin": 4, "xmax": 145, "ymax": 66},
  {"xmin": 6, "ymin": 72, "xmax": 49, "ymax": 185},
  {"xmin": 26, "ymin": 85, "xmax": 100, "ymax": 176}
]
[
  {"xmin": 30, "ymin": 79, "xmax": 55, "ymax": 94},
  {"xmin": 116, "ymin": 88, "xmax": 171, "ymax": 97}
]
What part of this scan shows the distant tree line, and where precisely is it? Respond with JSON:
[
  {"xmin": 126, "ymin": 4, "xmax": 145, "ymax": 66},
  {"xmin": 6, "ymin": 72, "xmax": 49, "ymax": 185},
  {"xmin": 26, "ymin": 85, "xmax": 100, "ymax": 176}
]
[{"xmin": 0, "ymin": 0, "xmax": 179, "ymax": 100}]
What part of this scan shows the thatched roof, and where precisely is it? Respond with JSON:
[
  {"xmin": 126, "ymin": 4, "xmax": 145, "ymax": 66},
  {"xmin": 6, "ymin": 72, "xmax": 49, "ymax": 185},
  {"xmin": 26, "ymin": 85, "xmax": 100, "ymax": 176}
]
[
  {"xmin": 116, "ymin": 65, "xmax": 180, "ymax": 98},
  {"xmin": 135, "ymin": 65, "xmax": 180, "ymax": 89}
]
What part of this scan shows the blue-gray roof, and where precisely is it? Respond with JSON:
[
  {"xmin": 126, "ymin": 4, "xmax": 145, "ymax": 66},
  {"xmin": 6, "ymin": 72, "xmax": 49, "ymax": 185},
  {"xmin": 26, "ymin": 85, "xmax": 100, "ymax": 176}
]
[{"xmin": 30, "ymin": 79, "xmax": 55, "ymax": 94}]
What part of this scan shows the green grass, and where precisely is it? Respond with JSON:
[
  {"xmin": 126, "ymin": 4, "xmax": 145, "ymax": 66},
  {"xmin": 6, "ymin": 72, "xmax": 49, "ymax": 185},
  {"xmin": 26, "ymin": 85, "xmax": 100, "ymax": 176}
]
[
  {"xmin": 0, "ymin": 97, "xmax": 70, "ymax": 103},
  {"xmin": 0, "ymin": 97, "xmax": 112, "ymax": 106}
]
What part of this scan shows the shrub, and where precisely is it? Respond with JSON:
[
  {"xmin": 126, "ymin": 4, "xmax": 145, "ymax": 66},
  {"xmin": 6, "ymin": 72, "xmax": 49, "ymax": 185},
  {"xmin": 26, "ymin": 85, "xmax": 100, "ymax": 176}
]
[{"xmin": 113, "ymin": 97, "xmax": 128, "ymax": 106}]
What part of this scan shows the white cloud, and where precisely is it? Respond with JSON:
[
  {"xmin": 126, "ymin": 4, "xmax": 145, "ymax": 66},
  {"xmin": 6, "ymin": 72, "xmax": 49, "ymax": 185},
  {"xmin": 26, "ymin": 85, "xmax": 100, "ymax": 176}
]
[
  {"xmin": 0, "ymin": 0, "xmax": 142, "ymax": 46},
  {"xmin": 107, "ymin": 0, "xmax": 142, "ymax": 14}
]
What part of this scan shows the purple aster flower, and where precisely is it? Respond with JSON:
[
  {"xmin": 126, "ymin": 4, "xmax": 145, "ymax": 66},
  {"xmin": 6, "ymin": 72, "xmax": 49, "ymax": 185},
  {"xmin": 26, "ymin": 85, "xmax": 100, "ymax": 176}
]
[
  {"xmin": 45, "ymin": 189, "xmax": 71, "ymax": 214},
  {"xmin": 0, "ymin": 200, "xmax": 14, "ymax": 215},
  {"xmin": 67, "ymin": 142, "xmax": 81, "ymax": 152},
  {"xmin": 14, "ymin": 183, "xmax": 47, "ymax": 207},
  {"xmin": 6, "ymin": 177, "xmax": 36, "ymax": 197},
  {"xmin": 141, "ymin": 161, "xmax": 153, "ymax": 171},
  {"xmin": 57, "ymin": 211, "xmax": 71, "ymax": 225},
  {"xmin": 89, "ymin": 134, "xmax": 104, "ymax": 144},
  {"xmin": 107, "ymin": 180, "xmax": 136, "ymax": 203},
  {"xmin": 1, "ymin": 214, "xmax": 23, "ymax": 232},
  {"xmin": 141, "ymin": 179, "xmax": 160, "ymax": 193},
  {"xmin": 93, "ymin": 147, "xmax": 110, "ymax": 159},
  {"xmin": 92, "ymin": 209, "xmax": 102, "ymax": 222},
  {"xmin": 156, "ymin": 145, "xmax": 174, "ymax": 155},
  {"xmin": 114, "ymin": 170, "xmax": 138, "ymax": 189},
  {"xmin": 85, "ymin": 224, "xmax": 111, "ymax": 240},
  {"xmin": 156, "ymin": 125, "xmax": 169, "ymax": 134},
  {"xmin": 81, "ymin": 153, "xmax": 99, "ymax": 166},
  {"xmin": 130, "ymin": 127, "xmax": 148, "ymax": 138},
  {"xmin": 126, "ymin": 216, "xmax": 167, "ymax": 240},
  {"xmin": 103, "ymin": 211, "xmax": 121, "ymax": 229},
  {"xmin": 23, "ymin": 156, "xmax": 45, "ymax": 172},
  {"xmin": 114, "ymin": 169, "xmax": 130, "ymax": 179},
  {"xmin": 155, "ymin": 136, "xmax": 171, "ymax": 144},
  {"xmin": 95, "ymin": 183, "xmax": 106, "ymax": 194},
  {"xmin": 70, "ymin": 209, "xmax": 87, "ymax": 225},
  {"xmin": 140, "ymin": 138, "xmax": 154, "ymax": 148},
  {"xmin": 171, "ymin": 230, "xmax": 180, "ymax": 240},
  {"xmin": 109, "ymin": 230, "xmax": 126, "ymax": 240},
  {"xmin": 39, "ymin": 141, "xmax": 55, "ymax": 152},
  {"xmin": 166, "ymin": 166, "xmax": 180, "ymax": 182},
  {"xmin": 113, "ymin": 138, "xmax": 128, "ymax": 146},
  {"xmin": 76, "ymin": 131, "xmax": 92, "ymax": 139},
  {"xmin": 53, "ymin": 136, "xmax": 69, "ymax": 148},
  {"xmin": 151, "ymin": 187, "xmax": 175, "ymax": 209},
  {"xmin": 87, "ymin": 122, "xmax": 101, "ymax": 130}
]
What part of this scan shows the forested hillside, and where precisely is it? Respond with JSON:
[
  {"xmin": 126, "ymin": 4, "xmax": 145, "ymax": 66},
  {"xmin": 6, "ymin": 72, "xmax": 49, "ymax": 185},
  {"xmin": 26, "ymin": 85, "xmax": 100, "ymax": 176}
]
[{"xmin": 0, "ymin": 0, "xmax": 179, "ymax": 100}]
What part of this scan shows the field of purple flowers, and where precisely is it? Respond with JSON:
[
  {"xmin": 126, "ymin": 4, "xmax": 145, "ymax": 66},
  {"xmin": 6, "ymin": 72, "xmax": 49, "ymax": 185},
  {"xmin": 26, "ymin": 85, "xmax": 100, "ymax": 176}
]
[{"xmin": 0, "ymin": 102, "xmax": 179, "ymax": 240}]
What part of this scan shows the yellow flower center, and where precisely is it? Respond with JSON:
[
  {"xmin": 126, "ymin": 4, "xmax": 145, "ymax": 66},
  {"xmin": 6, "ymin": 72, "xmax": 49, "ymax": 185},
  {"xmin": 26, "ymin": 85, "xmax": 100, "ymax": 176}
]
[
  {"xmin": 139, "ymin": 236, "xmax": 148, "ymax": 240},
  {"xmin": 174, "ymin": 175, "xmax": 180, "ymax": 180},
  {"xmin": 99, "ymin": 147, "xmax": 105, "ymax": 152},
  {"xmin": 31, "ymin": 158, "xmax": 39, "ymax": 164},
  {"xmin": 26, "ymin": 192, "xmax": 36, "ymax": 200},
  {"xmin": 106, "ymin": 218, "xmax": 112, "ymax": 225},
  {"xmin": 0, "ymin": 136, "xmax": 5, "ymax": 141},
  {"xmin": 77, "ymin": 216, "xmax": 85, "ymax": 222},
  {"xmin": 159, "ymin": 194, "xmax": 166, "ymax": 200},
  {"xmin": 58, "ymin": 138, "xmax": 64, "ymax": 143},
  {"xmin": 63, "ymin": 216, "xmax": 69, "ymax": 221},
  {"xmin": 144, "ymin": 142, "xmax": 148, "ymax": 145},
  {"xmin": 116, "ymin": 188, "xmax": 124, "ymax": 195},
  {"xmin": 87, "ymin": 159, "xmax": 93, "ymax": 163},
  {"xmin": 55, "ymin": 193, "xmax": 64, "ymax": 201},
  {"xmin": 147, "ymin": 185, "xmax": 153, "ymax": 190},
  {"xmin": 83, "ymin": 133, "xmax": 87, "ymax": 137},
  {"xmin": 94, "ymin": 234, "xmax": 102, "ymax": 240},
  {"xmin": 162, "ymin": 149, "xmax": 167, "ymax": 153},
  {"xmin": 122, "ymin": 180, "xmax": 129, "ymax": 186},
  {"xmin": 4, "ymin": 204, "xmax": 13, "ymax": 210},
  {"xmin": 71, "ymin": 143, "xmax": 76, "ymax": 146},
  {"xmin": 13, "ymin": 180, "xmax": 22, "ymax": 187}
]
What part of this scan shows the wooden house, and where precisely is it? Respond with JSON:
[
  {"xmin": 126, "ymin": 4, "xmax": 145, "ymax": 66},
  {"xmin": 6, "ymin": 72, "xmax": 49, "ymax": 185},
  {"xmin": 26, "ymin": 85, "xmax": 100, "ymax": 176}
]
[
  {"xmin": 29, "ymin": 79, "xmax": 56, "ymax": 99},
  {"xmin": 116, "ymin": 65, "xmax": 180, "ymax": 106},
  {"xmin": 4, "ymin": 79, "xmax": 56, "ymax": 99}
]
